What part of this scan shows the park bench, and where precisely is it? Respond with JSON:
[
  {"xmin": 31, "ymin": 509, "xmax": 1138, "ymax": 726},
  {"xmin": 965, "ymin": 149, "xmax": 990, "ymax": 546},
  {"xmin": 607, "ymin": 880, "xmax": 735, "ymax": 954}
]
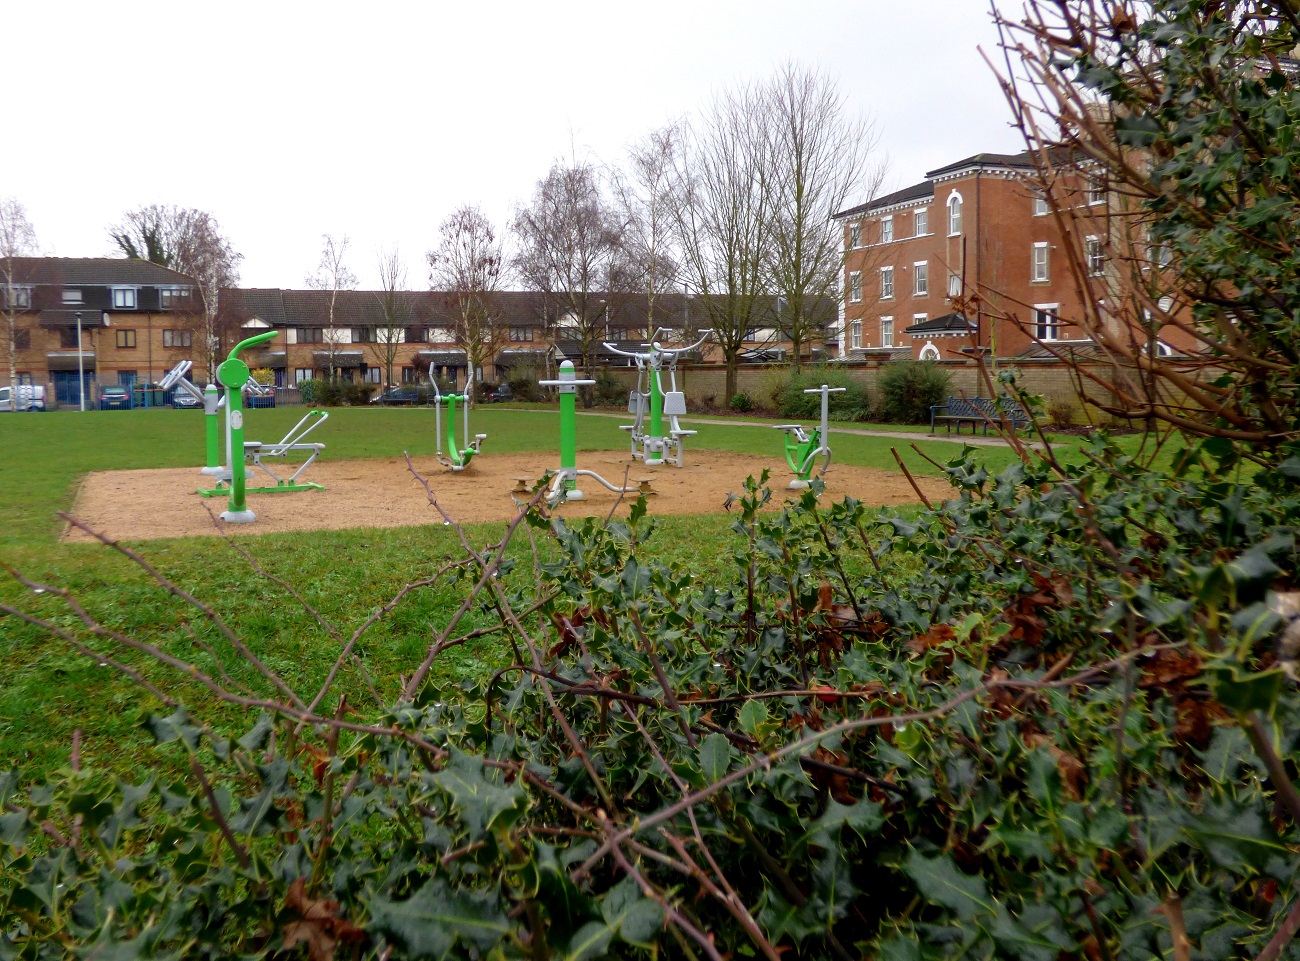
[{"xmin": 930, "ymin": 395, "xmax": 1030, "ymax": 435}]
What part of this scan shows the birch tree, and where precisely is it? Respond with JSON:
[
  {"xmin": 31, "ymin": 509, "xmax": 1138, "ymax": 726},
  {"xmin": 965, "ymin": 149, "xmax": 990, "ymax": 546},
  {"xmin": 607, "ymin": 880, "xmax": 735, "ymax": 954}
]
[
  {"xmin": 0, "ymin": 198, "xmax": 38, "ymax": 401},
  {"xmin": 306, "ymin": 234, "xmax": 357, "ymax": 381},
  {"xmin": 614, "ymin": 124, "xmax": 684, "ymax": 338},
  {"xmin": 427, "ymin": 205, "xmax": 507, "ymax": 387},
  {"xmin": 109, "ymin": 205, "xmax": 242, "ymax": 381},
  {"xmin": 371, "ymin": 246, "xmax": 410, "ymax": 391},
  {"xmin": 513, "ymin": 161, "xmax": 628, "ymax": 407}
]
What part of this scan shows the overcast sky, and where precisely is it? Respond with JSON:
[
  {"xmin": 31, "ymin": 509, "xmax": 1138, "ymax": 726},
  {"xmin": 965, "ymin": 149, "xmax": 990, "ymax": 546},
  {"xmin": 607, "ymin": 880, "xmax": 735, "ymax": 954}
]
[{"xmin": 8, "ymin": 1, "xmax": 1022, "ymax": 290}]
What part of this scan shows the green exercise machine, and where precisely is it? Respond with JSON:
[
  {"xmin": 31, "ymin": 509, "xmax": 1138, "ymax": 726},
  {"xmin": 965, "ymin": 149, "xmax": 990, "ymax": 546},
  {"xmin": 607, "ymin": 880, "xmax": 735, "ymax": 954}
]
[{"xmin": 774, "ymin": 383, "xmax": 845, "ymax": 490}]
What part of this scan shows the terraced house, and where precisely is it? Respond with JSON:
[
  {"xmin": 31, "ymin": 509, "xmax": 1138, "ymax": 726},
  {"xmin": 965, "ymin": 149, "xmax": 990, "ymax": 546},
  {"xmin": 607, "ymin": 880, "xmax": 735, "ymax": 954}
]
[{"xmin": 0, "ymin": 258, "xmax": 199, "ymax": 406}]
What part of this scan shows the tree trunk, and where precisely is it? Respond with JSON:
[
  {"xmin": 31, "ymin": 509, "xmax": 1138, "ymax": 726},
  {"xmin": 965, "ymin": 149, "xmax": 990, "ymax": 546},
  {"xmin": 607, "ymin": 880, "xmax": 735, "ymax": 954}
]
[{"xmin": 725, "ymin": 354, "xmax": 739, "ymax": 405}]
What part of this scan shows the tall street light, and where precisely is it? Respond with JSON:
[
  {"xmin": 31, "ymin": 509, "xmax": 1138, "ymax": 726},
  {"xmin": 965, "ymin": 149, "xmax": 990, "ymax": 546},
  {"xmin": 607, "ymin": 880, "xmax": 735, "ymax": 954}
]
[{"xmin": 76, "ymin": 310, "xmax": 85, "ymax": 411}]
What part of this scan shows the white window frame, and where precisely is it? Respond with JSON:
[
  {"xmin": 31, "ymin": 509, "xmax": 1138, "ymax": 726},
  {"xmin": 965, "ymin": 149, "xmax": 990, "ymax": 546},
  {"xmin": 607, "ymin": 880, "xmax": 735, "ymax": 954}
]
[
  {"xmin": 1034, "ymin": 303, "xmax": 1061, "ymax": 342},
  {"xmin": 913, "ymin": 261, "xmax": 928, "ymax": 297},
  {"xmin": 1032, "ymin": 242, "xmax": 1050, "ymax": 283},
  {"xmin": 62, "ymin": 289, "xmax": 83, "ymax": 304},
  {"xmin": 1033, "ymin": 193, "xmax": 1050, "ymax": 216},
  {"xmin": 947, "ymin": 272, "xmax": 961, "ymax": 298},
  {"xmin": 880, "ymin": 266, "xmax": 894, "ymax": 300},
  {"xmin": 914, "ymin": 208, "xmax": 928, "ymax": 237},
  {"xmin": 1086, "ymin": 236, "xmax": 1105, "ymax": 276},
  {"xmin": 849, "ymin": 223, "xmax": 861, "ymax": 249},
  {"xmin": 880, "ymin": 215, "xmax": 893, "ymax": 244},
  {"xmin": 111, "ymin": 287, "xmax": 137, "ymax": 309},
  {"xmin": 947, "ymin": 193, "xmax": 963, "ymax": 236},
  {"xmin": 1087, "ymin": 176, "xmax": 1106, "ymax": 206},
  {"xmin": 919, "ymin": 342, "xmax": 941, "ymax": 361},
  {"xmin": 848, "ymin": 271, "xmax": 862, "ymax": 303},
  {"xmin": 849, "ymin": 319, "xmax": 862, "ymax": 350},
  {"xmin": 880, "ymin": 315, "xmax": 894, "ymax": 349},
  {"xmin": 6, "ymin": 285, "xmax": 31, "ymax": 309},
  {"xmin": 913, "ymin": 313, "xmax": 928, "ymax": 332}
]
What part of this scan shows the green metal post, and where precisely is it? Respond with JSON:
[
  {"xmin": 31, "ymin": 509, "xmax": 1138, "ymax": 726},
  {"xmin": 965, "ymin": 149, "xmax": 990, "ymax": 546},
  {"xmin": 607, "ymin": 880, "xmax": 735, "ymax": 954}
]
[
  {"xmin": 558, "ymin": 363, "xmax": 578, "ymax": 491},
  {"xmin": 217, "ymin": 331, "xmax": 279, "ymax": 523},
  {"xmin": 647, "ymin": 358, "xmax": 665, "ymax": 465}
]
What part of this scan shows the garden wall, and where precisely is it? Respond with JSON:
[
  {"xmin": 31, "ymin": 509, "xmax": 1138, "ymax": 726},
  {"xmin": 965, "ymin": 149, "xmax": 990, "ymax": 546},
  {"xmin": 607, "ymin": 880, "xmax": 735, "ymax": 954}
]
[{"xmin": 600, "ymin": 359, "xmax": 1120, "ymax": 422}]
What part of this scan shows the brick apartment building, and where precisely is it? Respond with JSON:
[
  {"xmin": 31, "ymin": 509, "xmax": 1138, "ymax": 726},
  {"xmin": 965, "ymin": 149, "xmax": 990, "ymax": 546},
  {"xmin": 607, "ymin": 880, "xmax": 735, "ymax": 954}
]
[
  {"xmin": 833, "ymin": 151, "xmax": 1110, "ymax": 363},
  {"xmin": 0, "ymin": 258, "xmax": 200, "ymax": 405}
]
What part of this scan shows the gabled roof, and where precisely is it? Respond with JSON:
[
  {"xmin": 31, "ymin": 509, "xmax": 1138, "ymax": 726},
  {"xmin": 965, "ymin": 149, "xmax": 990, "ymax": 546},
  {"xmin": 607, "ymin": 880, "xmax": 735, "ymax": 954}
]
[{"xmin": 6, "ymin": 257, "xmax": 194, "ymax": 286}]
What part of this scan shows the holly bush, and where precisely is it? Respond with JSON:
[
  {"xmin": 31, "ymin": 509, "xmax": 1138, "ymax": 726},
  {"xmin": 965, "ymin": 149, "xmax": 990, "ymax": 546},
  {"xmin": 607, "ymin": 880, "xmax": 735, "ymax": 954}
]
[{"xmin": 2, "ymin": 415, "xmax": 1298, "ymax": 958}]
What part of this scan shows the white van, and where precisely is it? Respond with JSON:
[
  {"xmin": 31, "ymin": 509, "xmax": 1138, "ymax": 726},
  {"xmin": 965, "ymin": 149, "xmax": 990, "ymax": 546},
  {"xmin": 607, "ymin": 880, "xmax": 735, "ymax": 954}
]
[{"xmin": 0, "ymin": 384, "xmax": 47, "ymax": 412}]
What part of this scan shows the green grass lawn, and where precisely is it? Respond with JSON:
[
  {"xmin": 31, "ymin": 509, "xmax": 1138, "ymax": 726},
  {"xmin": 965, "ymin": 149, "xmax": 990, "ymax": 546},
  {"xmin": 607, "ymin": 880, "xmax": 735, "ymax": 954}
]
[{"xmin": 0, "ymin": 404, "xmax": 1129, "ymax": 774}]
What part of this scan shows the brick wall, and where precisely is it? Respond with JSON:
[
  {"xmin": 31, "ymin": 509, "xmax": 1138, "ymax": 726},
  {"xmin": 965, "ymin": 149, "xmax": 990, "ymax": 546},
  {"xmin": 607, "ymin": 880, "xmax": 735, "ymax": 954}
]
[{"xmin": 598, "ymin": 358, "xmax": 1124, "ymax": 424}]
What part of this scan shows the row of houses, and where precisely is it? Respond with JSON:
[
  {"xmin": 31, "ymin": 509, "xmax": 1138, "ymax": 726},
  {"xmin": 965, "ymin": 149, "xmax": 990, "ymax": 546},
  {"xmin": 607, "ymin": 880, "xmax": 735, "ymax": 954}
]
[{"xmin": 2, "ymin": 148, "xmax": 1172, "ymax": 402}]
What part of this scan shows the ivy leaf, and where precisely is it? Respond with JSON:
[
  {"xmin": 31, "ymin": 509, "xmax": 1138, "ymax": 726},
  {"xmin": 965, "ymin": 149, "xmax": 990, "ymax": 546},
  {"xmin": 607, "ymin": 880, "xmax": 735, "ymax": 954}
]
[
  {"xmin": 699, "ymin": 733, "xmax": 733, "ymax": 783},
  {"xmin": 430, "ymin": 749, "xmax": 528, "ymax": 840},
  {"xmin": 367, "ymin": 878, "xmax": 511, "ymax": 958},
  {"xmin": 902, "ymin": 850, "xmax": 994, "ymax": 920}
]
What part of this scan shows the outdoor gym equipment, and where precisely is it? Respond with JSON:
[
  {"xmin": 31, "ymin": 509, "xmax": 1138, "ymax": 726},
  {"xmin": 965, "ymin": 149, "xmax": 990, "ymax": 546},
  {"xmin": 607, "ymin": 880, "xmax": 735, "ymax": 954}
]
[
  {"xmin": 773, "ymin": 384, "xmax": 846, "ymax": 490},
  {"xmin": 605, "ymin": 328, "xmax": 712, "ymax": 467},
  {"xmin": 430, "ymin": 365, "xmax": 486, "ymax": 471},
  {"xmin": 538, "ymin": 361, "xmax": 637, "ymax": 507},
  {"xmin": 196, "ymin": 332, "xmax": 328, "ymax": 522},
  {"xmin": 160, "ymin": 360, "xmax": 224, "ymax": 476}
]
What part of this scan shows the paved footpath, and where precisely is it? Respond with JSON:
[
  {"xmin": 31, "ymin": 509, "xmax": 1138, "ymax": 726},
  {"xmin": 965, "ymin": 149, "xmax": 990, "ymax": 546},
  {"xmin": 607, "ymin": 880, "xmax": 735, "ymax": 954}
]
[{"xmin": 571, "ymin": 410, "xmax": 1024, "ymax": 449}]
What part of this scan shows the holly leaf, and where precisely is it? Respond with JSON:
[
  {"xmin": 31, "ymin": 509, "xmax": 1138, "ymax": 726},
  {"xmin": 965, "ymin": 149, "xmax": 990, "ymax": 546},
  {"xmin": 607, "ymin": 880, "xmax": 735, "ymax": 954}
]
[
  {"xmin": 430, "ymin": 750, "xmax": 529, "ymax": 840},
  {"xmin": 902, "ymin": 850, "xmax": 993, "ymax": 920},
  {"xmin": 367, "ymin": 878, "xmax": 510, "ymax": 958},
  {"xmin": 699, "ymin": 733, "xmax": 733, "ymax": 783}
]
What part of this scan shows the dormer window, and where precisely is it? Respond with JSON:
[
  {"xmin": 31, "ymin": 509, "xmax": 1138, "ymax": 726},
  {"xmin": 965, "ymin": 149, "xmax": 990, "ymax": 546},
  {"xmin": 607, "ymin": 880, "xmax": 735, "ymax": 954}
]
[
  {"xmin": 4, "ymin": 286, "xmax": 31, "ymax": 309},
  {"xmin": 112, "ymin": 287, "xmax": 137, "ymax": 309},
  {"xmin": 62, "ymin": 289, "xmax": 83, "ymax": 304},
  {"xmin": 158, "ymin": 286, "xmax": 190, "ymax": 309}
]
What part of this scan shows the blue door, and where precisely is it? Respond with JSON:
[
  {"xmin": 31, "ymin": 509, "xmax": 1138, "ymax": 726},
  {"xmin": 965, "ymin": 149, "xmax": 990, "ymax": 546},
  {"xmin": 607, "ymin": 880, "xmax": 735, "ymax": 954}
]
[{"xmin": 53, "ymin": 371, "xmax": 93, "ymax": 407}]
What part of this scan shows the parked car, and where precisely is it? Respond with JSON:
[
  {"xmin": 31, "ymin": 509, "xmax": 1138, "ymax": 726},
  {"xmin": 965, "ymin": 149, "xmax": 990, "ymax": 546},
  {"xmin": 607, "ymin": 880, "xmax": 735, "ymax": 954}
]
[
  {"xmin": 484, "ymin": 383, "xmax": 514, "ymax": 403},
  {"xmin": 370, "ymin": 385, "xmax": 424, "ymax": 406},
  {"xmin": 97, "ymin": 385, "xmax": 132, "ymax": 410},
  {"xmin": 171, "ymin": 389, "xmax": 203, "ymax": 409},
  {"xmin": 0, "ymin": 384, "xmax": 46, "ymax": 412}
]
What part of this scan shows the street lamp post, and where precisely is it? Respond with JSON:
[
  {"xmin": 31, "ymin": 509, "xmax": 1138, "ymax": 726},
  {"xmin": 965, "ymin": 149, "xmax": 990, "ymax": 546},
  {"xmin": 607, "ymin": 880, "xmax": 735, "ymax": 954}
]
[{"xmin": 76, "ymin": 311, "xmax": 85, "ymax": 412}]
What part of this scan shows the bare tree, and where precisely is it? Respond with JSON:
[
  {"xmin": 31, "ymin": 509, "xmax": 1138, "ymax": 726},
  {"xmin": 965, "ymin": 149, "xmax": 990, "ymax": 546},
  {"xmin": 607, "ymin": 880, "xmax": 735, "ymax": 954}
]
[
  {"xmin": 672, "ymin": 83, "xmax": 772, "ymax": 402},
  {"xmin": 614, "ymin": 123, "xmax": 684, "ymax": 337},
  {"xmin": 371, "ymin": 247, "xmax": 411, "ymax": 391},
  {"xmin": 427, "ymin": 205, "xmax": 507, "ymax": 389},
  {"xmin": 761, "ymin": 63, "xmax": 883, "ymax": 370},
  {"xmin": 109, "ymin": 205, "xmax": 242, "ymax": 381},
  {"xmin": 0, "ymin": 199, "xmax": 38, "ymax": 400},
  {"xmin": 306, "ymin": 234, "xmax": 357, "ymax": 381},
  {"xmin": 513, "ymin": 160, "xmax": 628, "ymax": 407}
]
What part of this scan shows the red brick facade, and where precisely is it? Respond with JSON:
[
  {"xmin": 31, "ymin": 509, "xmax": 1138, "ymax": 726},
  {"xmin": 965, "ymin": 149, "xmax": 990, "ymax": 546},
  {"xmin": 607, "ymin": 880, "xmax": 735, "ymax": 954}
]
[{"xmin": 835, "ymin": 152, "xmax": 1097, "ymax": 362}]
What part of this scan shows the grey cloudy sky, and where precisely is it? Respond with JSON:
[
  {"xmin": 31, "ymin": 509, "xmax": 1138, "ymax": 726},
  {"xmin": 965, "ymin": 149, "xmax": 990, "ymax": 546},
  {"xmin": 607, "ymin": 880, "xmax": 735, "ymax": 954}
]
[{"xmin": 8, "ymin": 1, "xmax": 1021, "ymax": 289}]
